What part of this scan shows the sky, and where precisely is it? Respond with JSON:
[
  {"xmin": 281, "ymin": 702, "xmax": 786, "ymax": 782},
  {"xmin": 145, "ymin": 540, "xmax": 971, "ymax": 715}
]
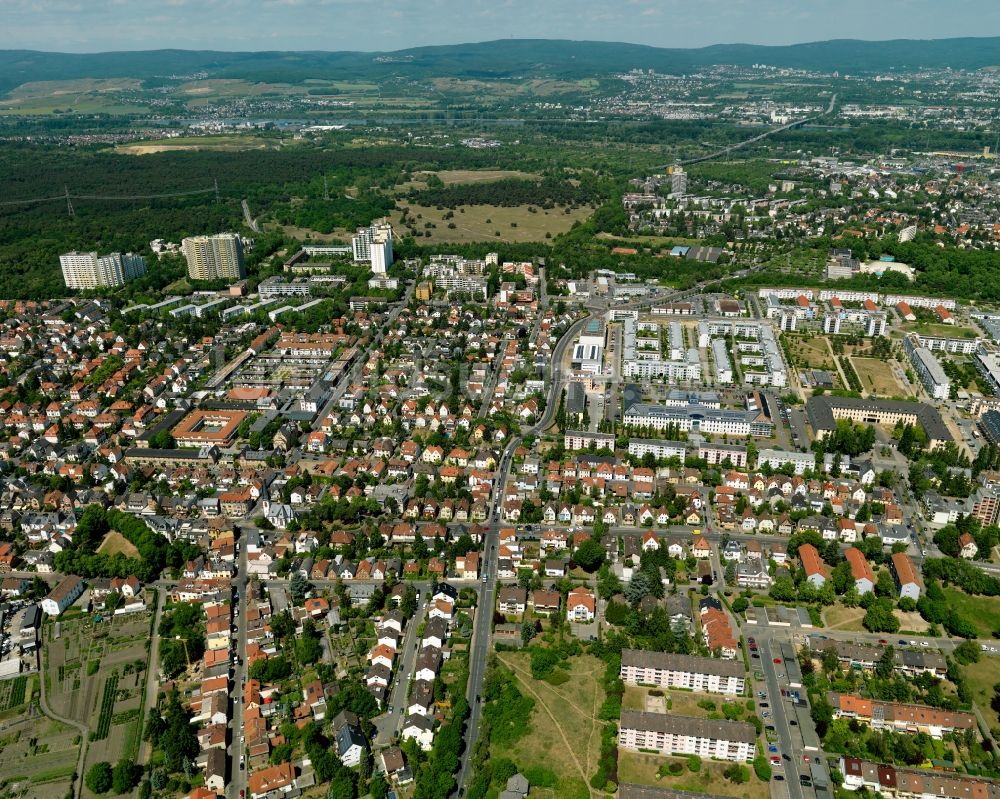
[{"xmin": 2, "ymin": 0, "xmax": 999, "ymax": 53}]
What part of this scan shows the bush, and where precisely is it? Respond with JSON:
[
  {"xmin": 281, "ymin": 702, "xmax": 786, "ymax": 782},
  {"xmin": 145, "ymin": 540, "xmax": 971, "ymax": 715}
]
[
  {"xmin": 686, "ymin": 755, "xmax": 702, "ymax": 773},
  {"xmin": 724, "ymin": 764, "xmax": 750, "ymax": 784},
  {"xmin": 753, "ymin": 753, "xmax": 772, "ymax": 782},
  {"xmin": 522, "ymin": 766, "xmax": 558, "ymax": 788}
]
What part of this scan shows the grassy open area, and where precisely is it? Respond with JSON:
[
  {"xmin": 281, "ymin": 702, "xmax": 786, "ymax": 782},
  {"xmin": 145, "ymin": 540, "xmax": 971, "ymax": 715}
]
[
  {"xmin": 432, "ymin": 169, "xmax": 539, "ymax": 186},
  {"xmin": 492, "ymin": 651, "xmax": 605, "ymax": 799},
  {"xmin": 852, "ymin": 357, "xmax": 907, "ymax": 396},
  {"xmin": 618, "ymin": 752, "xmax": 770, "ymax": 799},
  {"xmin": 115, "ymin": 134, "xmax": 273, "ymax": 154},
  {"xmin": 595, "ymin": 233, "xmax": 703, "ymax": 249},
  {"xmin": 900, "ymin": 322, "xmax": 980, "ymax": 339},
  {"xmin": 943, "ymin": 588, "xmax": 1000, "ymax": 638},
  {"xmin": 823, "ymin": 604, "xmax": 928, "ymax": 633},
  {"xmin": 785, "ymin": 336, "xmax": 837, "ymax": 370},
  {"xmin": 961, "ymin": 655, "xmax": 1000, "ymax": 711},
  {"xmin": 388, "ymin": 203, "xmax": 592, "ymax": 244},
  {"xmin": 97, "ymin": 531, "xmax": 141, "ymax": 559},
  {"xmin": 822, "ymin": 605, "xmax": 865, "ymax": 631}
]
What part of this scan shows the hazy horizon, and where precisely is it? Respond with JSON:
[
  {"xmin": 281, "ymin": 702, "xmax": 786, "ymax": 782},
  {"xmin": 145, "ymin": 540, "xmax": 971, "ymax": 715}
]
[{"xmin": 3, "ymin": 0, "xmax": 1000, "ymax": 55}]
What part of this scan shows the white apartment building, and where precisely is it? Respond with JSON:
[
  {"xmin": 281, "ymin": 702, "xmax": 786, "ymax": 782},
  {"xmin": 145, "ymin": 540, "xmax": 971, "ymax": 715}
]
[
  {"xmin": 183, "ymin": 233, "xmax": 245, "ymax": 281},
  {"xmin": 620, "ymin": 650, "xmax": 745, "ymax": 695},
  {"xmin": 627, "ymin": 439, "xmax": 687, "ymax": 462},
  {"xmin": 352, "ymin": 222, "xmax": 394, "ymax": 274},
  {"xmin": 60, "ymin": 251, "xmax": 146, "ymax": 290},
  {"xmin": 618, "ymin": 711, "xmax": 755, "ymax": 763},
  {"xmin": 904, "ymin": 335, "xmax": 951, "ymax": 400}
]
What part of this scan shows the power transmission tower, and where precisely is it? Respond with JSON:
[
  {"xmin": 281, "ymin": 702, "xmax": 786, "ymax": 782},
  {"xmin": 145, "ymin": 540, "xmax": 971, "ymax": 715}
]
[
  {"xmin": 214, "ymin": 178, "xmax": 220, "ymax": 203},
  {"xmin": 64, "ymin": 186, "xmax": 74, "ymax": 218},
  {"xmin": 323, "ymin": 175, "xmax": 330, "ymax": 201}
]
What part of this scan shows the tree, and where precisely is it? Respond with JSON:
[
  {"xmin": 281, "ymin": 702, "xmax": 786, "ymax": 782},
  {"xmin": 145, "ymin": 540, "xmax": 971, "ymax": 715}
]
[
  {"xmin": 370, "ymin": 775, "xmax": 390, "ymax": 799},
  {"xmin": 574, "ymin": 538, "xmax": 605, "ymax": 572},
  {"xmin": 625, "ymin": 572, "xmax": 653, "ymax": 605},
  {"xmin": 112, "ymin": 760, "xmax": 141, "ymax": 794},
  {"xmin": 290, "ymin": 573, "xmax": 311, "ymax": 604},
  {"xmin": 953, "ymin": 639, "xmax": 981, "ymax": 665},
  {"xmin": 863, "ymin": 599, "xmax": 900, "ymax": 633},
  {"xmin": 85, "ymin": 762, "xmax": 113, "ymax": 794},
  {"xmin": 401, "ymin": 585, "xmax": 418, "ymax": 618},
  {"xmin": 876, "ymin": 645, "xmax": 895, "ymax": 679},
  {"xmin": 521, "ymin": 620, "xmax": 537, "ymax": 646},
  {"xmin": 296, "ymin": 619, "xmax": 323, "ymax": 665}
]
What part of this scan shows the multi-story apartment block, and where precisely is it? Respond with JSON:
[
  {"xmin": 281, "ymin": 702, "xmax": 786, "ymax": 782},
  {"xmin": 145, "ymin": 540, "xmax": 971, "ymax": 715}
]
[
  {"xmin": 352, "ymin": 222, "xmax": 394, "ymax": 274},
  {"xmin": 904, "ymin": 335, "xmax": 950, "ymax": 400},
  {"xmin": 183, "ymin": 233, "xmax": 245, "ymax": 281},
  {"xmin": 620, "ymin": 650, "xmax": 745, "ymax": 695},
  {"xmin": 618, "ymin": 711, "xmax": 755, "ymax": 762},
  {"xmin": 60, "ymin": 251, "xmax": 146, "ymax": 289},
  {"xmin": 627, "ymin": 439, "xmax": 687, "ymax": 462}
]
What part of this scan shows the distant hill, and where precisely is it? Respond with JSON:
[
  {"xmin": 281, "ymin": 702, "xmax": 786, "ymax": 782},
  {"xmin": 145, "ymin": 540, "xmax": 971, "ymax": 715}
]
[{"xmin": 1, "ymin": 36, "xmax": 999, "ymax": 94}]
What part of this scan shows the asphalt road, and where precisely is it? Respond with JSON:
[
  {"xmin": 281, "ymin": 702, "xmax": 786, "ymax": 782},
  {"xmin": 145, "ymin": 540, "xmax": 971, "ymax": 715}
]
[
  {"xmin": 758, "ymin": 634, "xmax": 807, "ymax": 799},
  {"xmin": 228, "ymin": 530, "xmax": 250, "ymax": 799}
]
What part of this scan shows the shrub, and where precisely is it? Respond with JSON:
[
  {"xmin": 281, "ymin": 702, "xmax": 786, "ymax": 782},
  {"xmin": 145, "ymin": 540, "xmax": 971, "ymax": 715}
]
[{"xmin": 687, "ymin": 755, "xmax": 702, "ymax": 773}]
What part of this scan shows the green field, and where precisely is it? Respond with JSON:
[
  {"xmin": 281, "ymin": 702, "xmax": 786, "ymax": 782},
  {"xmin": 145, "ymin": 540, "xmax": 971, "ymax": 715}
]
[
  {"xmin": 961, "ymin": 655, "xmax": 1000, "ymax": 713},
  {"xmin": 943, "ymin": 588, "xmax": 1000, "ymax": 638}
]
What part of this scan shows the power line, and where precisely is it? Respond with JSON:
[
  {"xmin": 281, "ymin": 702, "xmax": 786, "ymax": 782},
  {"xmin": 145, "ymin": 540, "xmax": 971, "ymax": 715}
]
[{"xmin": 0, "ymin": 185, "xmax": 218, "ymax": 208}]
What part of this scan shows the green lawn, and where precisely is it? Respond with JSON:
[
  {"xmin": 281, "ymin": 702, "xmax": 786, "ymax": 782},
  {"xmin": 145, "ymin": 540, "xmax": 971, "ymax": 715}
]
[
  {"xmin": 962, "ymin": 655, "xmax": 1000, "ymax": 711},
  {"xmin": 942, "ymin": 588, "xmax": 1000, "ymax": 638}
]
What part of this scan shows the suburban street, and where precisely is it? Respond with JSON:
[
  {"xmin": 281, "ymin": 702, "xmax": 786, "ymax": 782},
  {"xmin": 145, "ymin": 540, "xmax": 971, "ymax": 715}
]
[{"xmin": 374, "ymin": 582, "xmax": 430, "ymax": 746}]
